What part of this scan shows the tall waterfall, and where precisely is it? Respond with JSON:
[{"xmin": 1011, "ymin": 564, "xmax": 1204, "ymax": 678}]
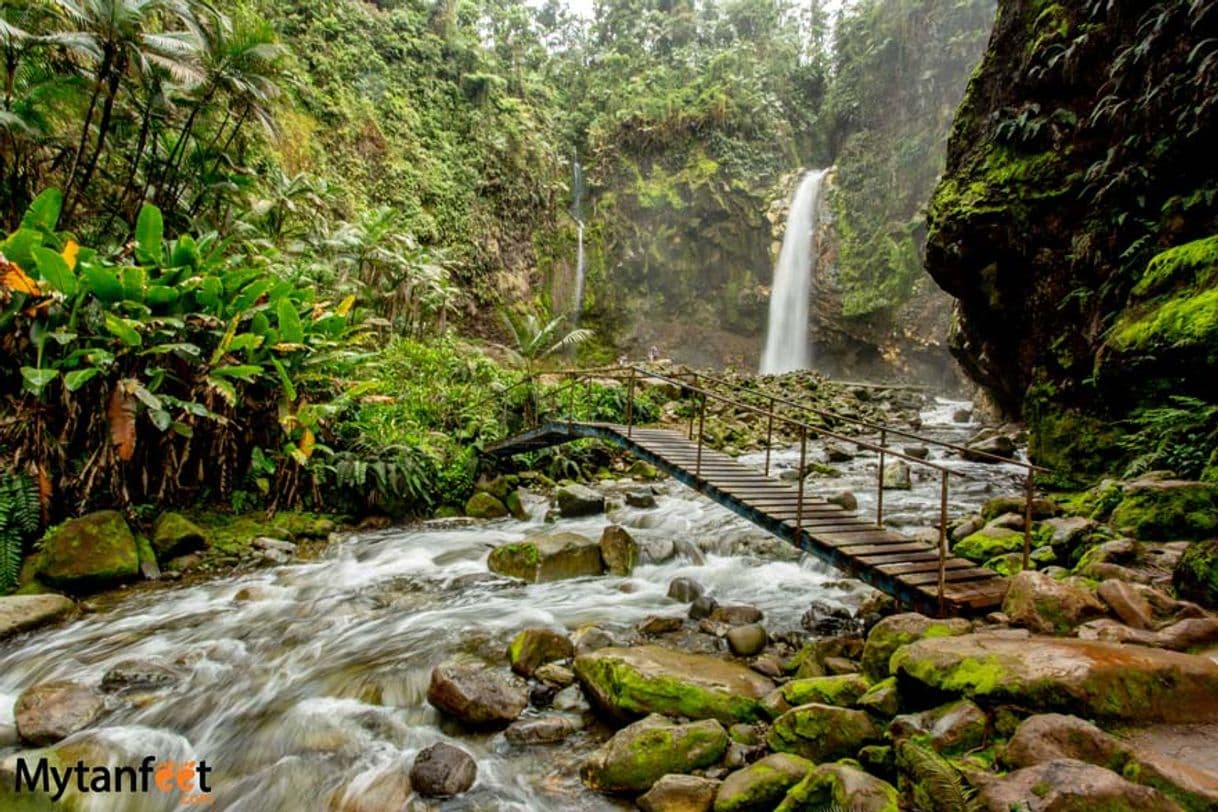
[
  {"xmin": 570, "ymin": 156, "xmax": 587, "ymax": 323},
  {"xmin": 760, "ymin": 168, "xmax": 827, "ymax": 374}
]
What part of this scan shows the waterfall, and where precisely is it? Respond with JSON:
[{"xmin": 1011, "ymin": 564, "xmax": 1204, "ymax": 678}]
[
  {"xmin": 760, "ymin": 168, "xmax": 828, "ymax": 375},
  {"xmin": 570, "ymin": 156, "xmax": 587, "ymax": 323}
]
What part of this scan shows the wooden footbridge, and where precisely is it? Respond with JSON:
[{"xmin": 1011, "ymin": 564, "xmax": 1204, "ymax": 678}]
[{"xmin": 486, "ymin": 366, "xmax": 1041, "ymax": 617}]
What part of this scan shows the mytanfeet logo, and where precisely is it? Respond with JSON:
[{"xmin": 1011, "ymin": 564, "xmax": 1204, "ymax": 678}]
[{"xmin": 13, "ymin": 755, "xmax": 213, "ymax": 805}]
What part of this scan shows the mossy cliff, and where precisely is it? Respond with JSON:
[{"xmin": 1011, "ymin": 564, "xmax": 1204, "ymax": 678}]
[{"xmin": 925, "ymin": 0, "xmax": 1218, "ymax": 479}]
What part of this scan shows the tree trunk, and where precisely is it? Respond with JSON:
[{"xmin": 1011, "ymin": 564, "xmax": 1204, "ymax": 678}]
[
  {"xmin": 66, "ymin": 52, "xmax": 126, "ymax": 221},
  {"xmin": 63, "ymin": 49, "xmax": 113, "ymax": 206}
]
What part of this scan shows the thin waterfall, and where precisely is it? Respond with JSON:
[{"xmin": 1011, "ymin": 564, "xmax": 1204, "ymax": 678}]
[
  {"xmin": 570, "ymin": 156, "xmax": 587, "ymax": 323},
  {"xmin": 760, "ymin": 168, "xmax": 828, "ymax": 374}
]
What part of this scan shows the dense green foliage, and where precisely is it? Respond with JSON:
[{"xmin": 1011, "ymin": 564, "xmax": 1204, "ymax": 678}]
[
  {"xmin": 828, "ymin": 0, "xmax": 995, "ymax": 318},
  {"xmin": 0, "ymin": 472, "xmax": 41, "ymax": 592}
]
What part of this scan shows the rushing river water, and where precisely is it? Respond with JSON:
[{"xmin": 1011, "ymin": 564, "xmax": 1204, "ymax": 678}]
[{"xmin": 0, "ymin": 399, "xmax": 1028, "ymax": 811}]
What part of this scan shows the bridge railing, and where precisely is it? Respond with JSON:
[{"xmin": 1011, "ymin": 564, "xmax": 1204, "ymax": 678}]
[{"xmin": 500, "ymin": 364, "xmax": 1045, "ymax": 612}]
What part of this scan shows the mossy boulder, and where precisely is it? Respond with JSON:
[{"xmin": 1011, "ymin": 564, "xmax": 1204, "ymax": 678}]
[
  {"xmin": 574, "ymin": 645, "xmax": 775, "ymax": 724},
  {"xmin": 890, "ymin": 698, "xmax": 988, "ymax": 754},
  {"xmin": 855, "ymin": 677, "xmax": 901, "ymax": 718},
  {"xmin": 775, "ymin": 763, "xmax": 899, "ymax": 812},
  {"xmin": 767, "ymin": 703, "xmax": 881, "ymax": 762},
  {"xmin": 1109, "ymin": 480, "xmax": 1218, "ymax": 541},
  {"xmin": 979, "ymin": 759, "xmax": 1180, "ymax": 811},
  {"xmin": 487, "ymin": 532, "xmax": 604, "ymax": 582},
  {"xmin": 1002, "ymin": 570, "xmax": 1106, "ymax": 635},
  {"xmin": 860, "ymin": 613, "xmax": 972, "ymax": 681},
  {"xmin": 1174, "ymin": 539, "xmax": 1218, "ymax": 609},
  {"xmin": 32, "ymin": 511, "xmax": 139, "ymax": 594},
  {"xmin": 504, "ymin": 490, "xmax": 530, "ymax": 521},
  {"xmin": 776, "ymin": 673, "xmax": 871, "ymax": 711},
  {"xmin": 599, "ymin": 525, "xmax": 638, "ymax": 576},
  {"xmin": 580, "ymin": 714, "xmax": 728, "ymax": 793},
  {"xmin": 982, "ymin": 495, "xmax": 1059, "ymax": 521},
  {"xmin": 892, "ymin": 633, "xmax": 1218, "ymax": 722},
  {"xmin": 507, "ymin": 627, "xmax": 573, "ymax": 677},
  {"xmin": 150, "ymin": 512, "xmax": 208, "ymax": 559},
  {"xmin": 556, "ymin": 484, "xmax": 605, "ymax": 517},
  {"xmin": 952, "ymin": 525, "xmax": 1024, "ymax": 563},
  {"xmin": 465, "ymin": 491, "xmax": 508, "ymax": 519},
  {"xmin": 714, "ymin": 753, "xmax": 813, "ymax": 812}
]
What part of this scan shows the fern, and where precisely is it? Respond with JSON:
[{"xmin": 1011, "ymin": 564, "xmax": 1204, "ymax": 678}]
[
  {"xmin": 897, "ymin": 739, "xmax": 983, "ymax": 812},
  {"xmin": 0, "ymin": 472, "xmax": 40, "ymax": 593},
  {"xmin": 1119, "ymin": 396, "xmax": 1218, "ymax": 479}
]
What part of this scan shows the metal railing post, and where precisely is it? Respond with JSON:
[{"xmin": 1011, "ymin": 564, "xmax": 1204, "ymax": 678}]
[
  {"xmin": 1022, "ymin": 467, "xmax": 1034, "ymax": 571},
  {"xmin": 567, "ymin": 372, "xmax": 576, "ymax": 430},
  {"xmin": 687, "ymin": 373, "xmax": 698, "ymax": 439},
  {"xmin": 696, "ymin": 393, "xmax": 706, "ymax": 476},
  {"xmin": 796, "ymin": 425, "xmax": 807, "ymax": 537},
  {"xmin": 626, "ymin": 367, "xmax": 636, "ymax": 437},
  {"xmin": 764, "ymin": 397, "xmax": 775, "ymax": 477},
  {"xmin": 939, "ymin": 471, "xmax": 949, "ymax": 616},
  {"xmin": 876, "ymin": 428, "xmax": 887, "ymax": 528}
]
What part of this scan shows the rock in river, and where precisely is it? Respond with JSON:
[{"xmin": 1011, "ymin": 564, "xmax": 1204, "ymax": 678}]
[
  {"xmin": 599, "ymin": 525, "xmax": 638, "ymax": 576},
  {"xmin": 978, "ymin": 759, "xmax": 1179, "ymax": 811},
  {"xmin": 556, "ymin": 484, "xmax": 605, "ymax": 517},
  {"xmin": 574, "ymin": 645, "xmax": 775, "ymax": 724},
  {"xmin": 892, "ymin": 633, "xmax": 1218, "ymax": 722},
  {"xmin": 0, "ymin": 594, "xmax": 74, "ymax": 640},
  {"xmin": 766, "ymin": 703, "xmax": 881, "ymax": 762},
  {"xmin": 860, "ymin": 612, "xmax": 972, "ymax": 680},
  {"xmin": 507, "ymin": 627, "xmax": 573, "ymax": 677},
  {"xmin": 409, "ymin": 742, "xmax": 477, "ymax": 797},
  {"xmin": 426, "ymin": 661, "xmax": 528, "ymax": 728},
  {"xmin": 714, "ymin": 753, "xmax": 813, "ymax": 812},
  {"xmin": 637, "ymin": 774, "xmax": 720, "ymax": 812},
  {"xmin": 487, "ymin": 532, "xmax": 604, "ymax": 582},
  {"xmin": 580, "ymin": 714, "xmax": 727, "ymax": 793},
  {"xmin": 775, "ymin": 762, "xmax": 899, "ymax": 812},
  {"xmin": 15, "ymin": 680, "xmax": 105, "ymax": 745}
]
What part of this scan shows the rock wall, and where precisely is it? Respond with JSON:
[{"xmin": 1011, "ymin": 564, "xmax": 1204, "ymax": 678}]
[{"xmin": 925, "ymin": 0, "xmax": 1218, "ymax": 477}]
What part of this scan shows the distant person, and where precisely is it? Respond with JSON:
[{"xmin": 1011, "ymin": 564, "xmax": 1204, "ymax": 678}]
[
  {"xmin": 648, "ymin": 345, "xmax": 660, "ymax": 362},
  {"xmin": 617, "ymin": 354, "xmax": 628, "ymax": 366}
]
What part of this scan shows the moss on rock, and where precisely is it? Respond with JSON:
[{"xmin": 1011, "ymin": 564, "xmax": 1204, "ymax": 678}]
[
  {"xmin": 714, "ymin": 753, "xmax": 813, "ymax": 812},
  {"xmin": 1109, "ymin": 480, "xmax": 1218, "ymax": 541},
  {"xmin": 465, "ymin": 491, "xmax": 508, "ymax": 519},
  {"xmin": 860, "ymin": 613, "xmax": 972, "ymax": 681},
  {"xmin": 150, "ymin": 512, "xmax": 208, "ymax": 559},
  {"xmin": 953, "ymin": 526, "xmax": 1025, "ymax": 563},
  {"xmin": 774, "ymin": 762, "xmax": 899, "ymax": 812},
  {"xmin": 488, "ymin": 533, "xmax": 605, "ymax": 582},
  {"xmin": 580, "ymin": 714, "xmax": 728, "ymax": 793},
  {"xmin": 767, "ymin": 703, "xmax": 881, "ymax": 762},
  {"xmin": 1174, "ymin": 540, "xmax": 1218, "ymax": 610},
  {"xmin": 779, "ymin": 673, "xmax": 871, "ymax": 709},
  {"xmin": 32, "ymin": 511, "xmax": 139, "ymax": 594}
]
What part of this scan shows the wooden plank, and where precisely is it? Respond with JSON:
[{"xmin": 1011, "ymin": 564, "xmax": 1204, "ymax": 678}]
[
  {"xmin": 876, "ymin": 559, "xmax": 975, "ymax": 576},
  {"xmin": 902, "ymin": 568, "xmax": 998, "ymax": 587},
  {"xmin": 856, "ymin": 550, "xmax": 944, "ymax": 565},
  {"xmin": 830, "ymin": 542, "xmax": 937, "ymax": 557}
]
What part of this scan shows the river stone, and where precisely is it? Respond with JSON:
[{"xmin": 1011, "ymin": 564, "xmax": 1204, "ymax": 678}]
[
  {"xmin": 505, "ymin": 489, "xmax": 530, "ymax": 520},
  {"xmin": 1004, "ymin": 713, "xmax": 1218, "ymax": 810},
  {"xmin": 961, "ymin": 434, "xmax": 1016, "ymax": 462},
  {"xmin": 599, "ymin": 525, "xmax": 638, "ymax": 576},
  {"xmin": 556, "ymin": 484, "xmax": 604, "ymax": 517},
  {"xmin": 774, "ymin": 762, "xmax": 899, "ymax": 812},
  {"xmin": 668, "ymin": 576, "xmax": 706, "ymax": 602},
  {"xmin": 777, "ymin": 673, "xmax": 871, "ymax": 711},
  {"xmin": 1174, "ymin": 539, "xmax": 1218, "ymax": 609},
  {"xmin": 100, "ymin": 658, "xmax": 180, "ymax": 693},
  {"xmin": 892, "ymin": 633, "xmax": 1218, "ymax": 722},
  {"xmin": 860, "ymin": 612, "xmax": 972, "ymax": 680},
  {"xmin": 409, "ymin": 742, "xmax": 476, "ymax": 797},
  {"xmin": 890, "ymin": 698, "xmax": 988, "ymax": 754},
  {"xmin": 767, "ymin": 703, "xmax": 880, "ymax": 762},
  {"xmin": 827, "ymin": 490, "xmax": 858, "ymax": 511},
  {"xmin": 573, "ymin": 645, "xmax": 775, "ymax": 724},
  {"xmin": 952, "ymin": 525, "xmax": 1024, "ymax": 563},
  {"xmin": 982, "ymin": 495, "xmax": 1059, "ymax": 521},
  {"xmin": 31, "ymin": 510, "xmax": 139, "ymax": 593},
  {"xmin": 580, "ymin": 714, "xmax": 728, "ymax": 793},
  {"xmin": 1002, "ymin": 570, "xmax": 1107, "ymax": 634},
  {"xmin": 638, "ymin": 774, "xmax": 721, "ymax": 812},
  {"xmin": 690, "ymin": 595, "xmax": 719, "ymax": 620},
  {"xmin": 487, "ymin": 532, "xmax": 604, "ymax": 582},
  {"xmin": 426, "ymin": 662, "xmax": 528, "ymax": 728},
  {"xmin": 881, "ymin": 461, "xmax": 912, "ymax": 490},
  {"xmin": 710, "ymin": 605, "xmax": 763, "ymax": 626},
  {"xmin": 465, "ymin": 491, "xmax": 508, "ymax": 519},
  {"xmin": 640, "ymin": 615, "xmax": 685, "ymax": 635},
  {"xmin": 856, "ymin": 677, "xmax": 901, "ymax": 717},
  {"xmin": 150, "ymin": 512, "xmax": 208, "ymax": 559},
  {"xmin": 534, "ymin": 662, "xmax": 575, "ymax": 686},
  {"xmin": 0, "ymin": 594, "xmax": 74, "ymax": 640},
  {"xmin": 726, "ymin": 624, "xmax": 767, "ymax": 657},
  {"xmin": 979, "ymin": 758, "xmax": 1179, "ymax": 811},
  {"xmin": 15, "ymin": 680, "xmax": 105, "ymax": 745},
  {"xmin": 1110, "ymin": 480, "xmax": 1218, "ymax": 541},
  {"xmin": 714, "ymin": 753, "xmax": 813, "ymax": 812},
  {"xmin": 627, "ymin": 489, "xmax": 658, "ymax": 509},
  {"xmin": 508, "ymin": 627, "xmax": 573, "ymax": 677},
  {"xmin": 505, "ymin": 715, "xmax": 576, "ymax": 744}
]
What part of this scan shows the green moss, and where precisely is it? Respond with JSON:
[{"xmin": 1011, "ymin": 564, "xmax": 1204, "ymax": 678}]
[
  {"xmin": 465, "ymin": 491, "xmax": 508, "ymax": 519},
  {"xmin": 1109, "ymin": 483, "xmax": 1218, "ymax": 540},
  {"xmin": 767, "ymin": 704, "xmax": 880, "ymax": 762},
  {"xmin": 893, "ymin": 651, "xmax": 1008, "ymax": 695},
  {"xmin": 33, "ymin": 511, "xmax": 139, "ymax": 593},
  {"xmin": 780, "ymin": 674, "xmax": 871, "ymax": 708},
  {"xmin": 1174, "ymin": 540, "xmax": 1218, "ymax": 609},
  {"xmin": 190, "ymin": 510, "xmax": 337, "ymax": 555},
  {"xmin": 1026, "ymin": 394, "xmax": 1126, "ymax": 484},
  {"xmin": 953, "ymin": 526, "xmax": 1024, "ymax": 562},
  {"xmin": 775, "ymin": 763, "xmax": 900, "ymax": 812},
  {"xmin": 574, "ymin": 653, "xmax": 767, "ymax": 724},
  {"xmin": 150, "ymin": 512, "xmax": 208, "ymax": 559},
  {"xmin": 714, "ymin": 753, "xmax": 813, "ymax": 812},
  {"xmin": 582, "ymin": 717, "xmax": 728, "ymax": 793}
]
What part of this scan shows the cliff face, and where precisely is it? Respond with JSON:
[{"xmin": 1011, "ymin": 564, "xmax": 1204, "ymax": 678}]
[{"xmin": 926, "ymin": 0, "xmax": 1218, "ymax": 477}]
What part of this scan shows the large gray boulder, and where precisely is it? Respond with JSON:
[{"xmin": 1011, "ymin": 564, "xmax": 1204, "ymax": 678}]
[{"xmin": 0, "ymin": 594, "xmax": 74, "ymax": 640}]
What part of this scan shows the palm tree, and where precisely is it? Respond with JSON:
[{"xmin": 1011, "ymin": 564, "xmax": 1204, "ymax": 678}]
[
  {"xmin": 163, "ymin": 11, "xmax": 283, "ymax": 216},
  {"xmin": 499, "ymin": 303, "xmax": 593, "ymax": 379},
  {"xmin": 53, "ymin": 0, "xmax": 203, "ymax": 219}
]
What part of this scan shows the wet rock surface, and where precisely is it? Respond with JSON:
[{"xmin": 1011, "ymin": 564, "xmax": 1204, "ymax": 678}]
[
  {"xmin": 426, "ymin": 661, "xmax": 528, "ymax": 728},
  {"xmin": 409, "ymin": 742, "xmax": 477, "ymax": 797},
  {"xmin": 14, "ymin": 680, "xmax": 106, "ymax": 745}
]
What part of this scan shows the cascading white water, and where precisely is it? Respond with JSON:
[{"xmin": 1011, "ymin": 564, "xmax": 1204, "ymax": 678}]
[
  {"xmin": 573, "ymin": 221, "xmax": 586, "ymax": 323},
  {"xmin": 760, "ymin": 169, "xmax": 828, "ymax": 374}
]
